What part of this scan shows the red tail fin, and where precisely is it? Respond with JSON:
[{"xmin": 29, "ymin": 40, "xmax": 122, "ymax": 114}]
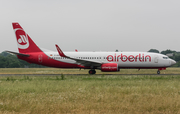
[{"xmin": 12, "ymin": 23, "xmax": 42, "ymax": 53}]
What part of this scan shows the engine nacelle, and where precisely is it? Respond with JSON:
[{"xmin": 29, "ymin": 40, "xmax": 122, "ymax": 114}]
[{"xmin": 101, "ymin": 63, "xmax": 119, "ymax": 72}]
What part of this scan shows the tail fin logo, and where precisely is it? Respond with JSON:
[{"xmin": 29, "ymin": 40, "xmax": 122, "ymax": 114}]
[{"xmin": 15, "ymin": 28, "xmax": 29, "ymax": 49}]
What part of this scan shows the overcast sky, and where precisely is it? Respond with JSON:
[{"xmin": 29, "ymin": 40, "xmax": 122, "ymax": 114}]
[{"xmin": 0, "ymin": 0, "xmax": 180, "ymax": 53}]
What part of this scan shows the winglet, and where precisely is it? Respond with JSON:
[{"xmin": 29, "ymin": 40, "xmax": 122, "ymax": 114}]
[{"xmin": 55, "ymin": 44, "xmax": 66, "ymax": 57}]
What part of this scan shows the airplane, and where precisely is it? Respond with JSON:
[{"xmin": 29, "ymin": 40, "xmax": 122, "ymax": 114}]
[{"xmin": 6, "ymin": 22, "xmax": 176, "ymax": 74}]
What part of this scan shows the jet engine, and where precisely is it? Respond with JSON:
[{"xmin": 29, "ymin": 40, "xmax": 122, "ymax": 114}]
[{"xmin": 101, "ymin": 63, "xmax": 119, "ymax": 72}]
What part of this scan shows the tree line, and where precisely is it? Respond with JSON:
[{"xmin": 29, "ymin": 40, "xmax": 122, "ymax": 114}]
[{"xmin": 0, "ymin": 49, "xmax": 180, "ymax": 68}]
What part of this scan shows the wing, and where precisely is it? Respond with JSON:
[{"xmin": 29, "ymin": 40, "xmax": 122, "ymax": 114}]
[{"xmin": 55, "ymin": 44, "xmax": 102, "ymax": 67}]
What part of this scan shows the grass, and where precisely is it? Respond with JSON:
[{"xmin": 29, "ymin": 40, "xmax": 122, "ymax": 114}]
[
  {"xmin": 0, "ymin": 68, "xmax": 180, "ymax": 113},
  {"xmin": 0, "ymin": 74, "xmax": 180, "ymax": 113}
]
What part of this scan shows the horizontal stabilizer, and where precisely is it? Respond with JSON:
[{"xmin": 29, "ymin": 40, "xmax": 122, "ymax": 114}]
[{"xmin": 5, "ymin": 51, "xmax": 29, "ymax": 57}]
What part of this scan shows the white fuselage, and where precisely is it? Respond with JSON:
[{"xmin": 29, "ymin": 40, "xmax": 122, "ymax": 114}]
[{"xmin": 44, "ymin": 51, "xmax": 174, "ymax": 69}]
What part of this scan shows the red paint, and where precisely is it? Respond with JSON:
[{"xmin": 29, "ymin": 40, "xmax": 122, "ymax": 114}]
[
  {"xmin": 17, "ymin": 52, "xmax": 85, "ymax": 68},
  {"xmin": 158, "ymin": 68, "xmax": 166, "ymax": 70},
  {"xmin": 145, "ymin": 55, "xmax": 151, "ymax": 62},
  {"xmin": 128, "ymin": 55, "xmax": 134, "ymax": 62},
  {"xmin": 55, "ymin": 44, "xmax": 66, "ymax": 57},
  {"xmin": 13, "ymin": 23, "xmax": 42, "ymax": 53},
  {"xmin": 121, "ymin": 54, "xmax": 128, "ymax": 62},
  {"xmin": 101, "ymin": 63, "xmax": 119, "ymax": 72},
  {"xmin": 13, "ymin": 23, "xmax": 80, "ymax": 68},
  {"xmin": 135, "ymin": 55, "xmax": 138, "ymax": 62},
  {"xmin": 107, "ymin": 55, "xmax": 113, "ymax": 62},
  {"xmin": 106, "ymin": 53, "xmax": 151, "ymax": 62}
]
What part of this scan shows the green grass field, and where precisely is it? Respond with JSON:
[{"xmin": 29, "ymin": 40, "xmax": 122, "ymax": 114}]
[{"xmin": 0, "ymin": 68, "xmax": 180, "ymax": 113}]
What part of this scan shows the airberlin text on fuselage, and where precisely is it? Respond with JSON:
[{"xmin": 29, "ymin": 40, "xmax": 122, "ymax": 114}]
[{"xmin": 107, "ymin": 53, "xmax": 151, "ymax": 62}]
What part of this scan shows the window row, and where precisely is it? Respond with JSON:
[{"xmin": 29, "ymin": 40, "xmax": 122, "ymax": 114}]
[{"xmin": 48, "ymin": 56, "xmax": 150, "ymax": 60}]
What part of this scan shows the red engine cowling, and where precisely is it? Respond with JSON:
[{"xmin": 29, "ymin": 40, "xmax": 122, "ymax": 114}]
[{"xmin": 101, "ymin": 63, "xmax": 119, "ymax": 72}]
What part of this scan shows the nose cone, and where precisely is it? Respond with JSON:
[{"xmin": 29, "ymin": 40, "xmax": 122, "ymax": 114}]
[{"xmin": 171, "ymin": 60, "xmax": 176, "ymax": 66}]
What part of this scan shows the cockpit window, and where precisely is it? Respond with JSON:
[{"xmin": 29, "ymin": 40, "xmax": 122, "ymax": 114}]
[{"xmin": 163, "ymin": 57, "xmax": 168, "ymax": 59}]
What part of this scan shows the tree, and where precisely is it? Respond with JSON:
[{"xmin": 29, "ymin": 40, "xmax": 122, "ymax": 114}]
[
  {"xmin": 115, "ymin": 49, "xmax": 119, "ymax": 52},
  {"xmin": 148, "ymin": 49, "xmax": 159, "ymax": 53},
  {"xmin": 1, "ymin": 51, "xmax": 10, "ymax": 57},
  {"xmin": 161, "ymin": 49, "xmax": 176, "ymax": 55},
  {"xmin": 0, "ymin": 56, "xmax": 7, "ymax": 68}
]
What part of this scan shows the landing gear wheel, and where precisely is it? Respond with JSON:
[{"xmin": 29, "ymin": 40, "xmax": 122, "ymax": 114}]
[
  {"xmin": 157, "ymin": 70, "xmax": 160, "ymax": 74},
  {"xmin": 89, "ymin": 70, "xmax": 96, "ymax": 75},
  {"xmin": 94, "ymin": 70, "xmax": 96, "ymax": 74},
  {"xmin": 89, "ymin": 70, "xmax": 93, "ymax": 74}
]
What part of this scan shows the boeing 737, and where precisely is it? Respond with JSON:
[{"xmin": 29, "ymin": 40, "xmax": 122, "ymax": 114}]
[{"xmin": 6, "ymin": 23, "xmax": 176, "ymax": 74}]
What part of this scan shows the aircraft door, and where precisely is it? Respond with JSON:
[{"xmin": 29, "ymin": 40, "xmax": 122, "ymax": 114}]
[
  {"xmin": 38, "ymin": 55, "xmax": 43, "ymax": 63},
  {"xmin": 154, "ymin": 55, "xmax": 158, "ymax": 63},
  {"xmin": 100, "ymin": 56, "xmax": 106, "ymax": 63}
]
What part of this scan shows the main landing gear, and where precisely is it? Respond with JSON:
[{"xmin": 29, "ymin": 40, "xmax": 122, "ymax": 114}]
[{"xmin": 89, "ymin": 69, "xmax": 96, "ymax": 75}]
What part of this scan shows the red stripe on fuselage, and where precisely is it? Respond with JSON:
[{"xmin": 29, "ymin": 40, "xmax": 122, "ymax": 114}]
[{"xmin": 17, "ymin": 52, "xmax": 85, "ymax": 68}]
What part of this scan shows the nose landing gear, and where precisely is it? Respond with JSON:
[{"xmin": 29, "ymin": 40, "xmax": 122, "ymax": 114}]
[
  {"xmin": 157, "ymin": 70, "xmax": 160, "ymax": 74},
  {"xmin": 157, "ymin": 68, "xmax": 166, "ymax": 74},
  {"xmin": 89, "ymin": 69, "xmax": 96, "ymax": 75}
]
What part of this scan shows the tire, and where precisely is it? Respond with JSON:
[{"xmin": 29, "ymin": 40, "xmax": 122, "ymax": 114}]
[
  {"xmin": 157, "ymin": 70, "xmax": 160, "ymax": 74},
  {"xmin": 89, "ymin": 70, "xmax": 96, "ymax": 75}
]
